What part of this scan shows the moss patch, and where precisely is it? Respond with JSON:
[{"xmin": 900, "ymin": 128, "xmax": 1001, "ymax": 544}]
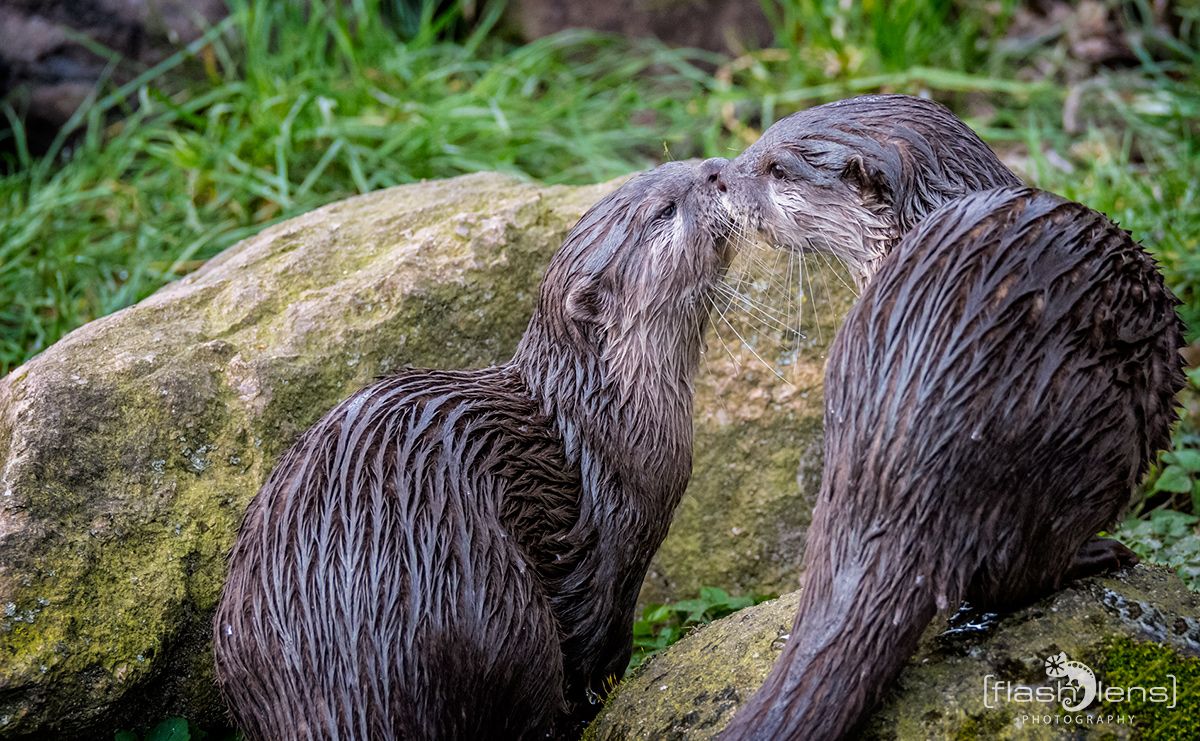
[{"xmin": 1092, "ymin": 636, "xmax": 1200, "ymax": 740}]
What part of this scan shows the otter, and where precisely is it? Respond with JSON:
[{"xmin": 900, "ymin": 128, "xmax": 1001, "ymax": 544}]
[
  {"xmin": 719, "ymin": 187, "xmax": 1184, "ymax": 740},
  {"xmin": 722, "ymin": 94, "xmax": 1022, "ymax": 287},
  {"xmin": 212, "ymin": 158, "xmax": 732, "ymax": 741}
]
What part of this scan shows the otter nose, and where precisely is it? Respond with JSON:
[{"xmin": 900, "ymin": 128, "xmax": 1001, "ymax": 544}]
[{"xmin": 699, "ymin": 157, "xmax": 728, "ymax": 192}]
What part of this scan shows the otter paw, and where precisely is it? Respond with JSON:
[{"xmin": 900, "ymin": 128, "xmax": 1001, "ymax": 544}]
[{"xmin": 1065, "ymin": 537, "xmax": 1139, "ymax": 582}]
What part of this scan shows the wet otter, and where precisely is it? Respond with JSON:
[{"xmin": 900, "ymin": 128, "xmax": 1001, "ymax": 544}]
[
  {"xmin": 212, "ymin": 159, "xmax": 732, "ymax": 741},
  {"xmin": 723, "ymin": 94, "xmax": 1022, "ymax": 287},
  {"xmin": 719, "ymin": 187, "xmax": 1184, "ymax": 740}
]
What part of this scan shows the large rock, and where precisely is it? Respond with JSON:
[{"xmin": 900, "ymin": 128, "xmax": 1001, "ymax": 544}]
[
  {"xmin": 0, "ymin": 172, "xmax": 848, "ymax": 736},
  {"xmin": 589, "ymin": 565, "xmax": 1200, "ymax": 739}
]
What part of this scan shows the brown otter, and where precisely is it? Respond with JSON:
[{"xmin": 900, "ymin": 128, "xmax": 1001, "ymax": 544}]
[
  {"xmin": 722, "ymin": 94, "xmax": 1022, "ymax": 287},
  {"xmin": 212, "ymin": 158, "xmax": 733, "ymax": 740},
  {"xmin": 719, "ymin": 187, "xmax": 1184, "ymax": 740}
]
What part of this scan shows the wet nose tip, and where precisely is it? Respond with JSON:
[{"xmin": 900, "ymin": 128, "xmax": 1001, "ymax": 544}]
[{"xmin": 700, "ymin": 157, "xmax": 728, "ymax": 192}]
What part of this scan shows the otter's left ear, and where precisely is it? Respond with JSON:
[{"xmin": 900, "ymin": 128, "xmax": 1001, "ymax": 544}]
[
  {"xmin": 564, "ymin": 278, "xmax": 606, "ymax": 325},
  {"xmin": 841, "ymin": 154, "xmax": 890, "ymax": 206},
  {"xmin": 841, "ymin": 154, "xmax": 872, "ymax": 190}
]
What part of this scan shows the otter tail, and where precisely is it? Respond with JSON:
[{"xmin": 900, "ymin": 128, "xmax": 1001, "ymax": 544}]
[{"xmin": 719, "ymin": 522, "xmax": 958, "ymax": 741}]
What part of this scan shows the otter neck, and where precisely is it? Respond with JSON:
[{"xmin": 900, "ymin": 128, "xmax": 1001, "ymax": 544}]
[
  {"xmin": 844, "ymin": 198, "xmax": 900, "ymax": 290},
  {"xmin": 510, "ymin": 310, "xmax": 703, "ymax": 706},
  {"xmin": 511, "ymin": 313, "xmax": 702, "ymax": 492}
]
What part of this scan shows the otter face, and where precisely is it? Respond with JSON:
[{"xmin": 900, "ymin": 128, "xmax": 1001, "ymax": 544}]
[
  {"xmin": 722, "ymin": 122, "xmax": 898, "ymax": 290},
  {"xmin": 722, "ymin": 95, "xmax": 1021, "ymax": 290},
  {"xmin": 533, "ymin": 158, "xmax": 734, "ymax": 374}
]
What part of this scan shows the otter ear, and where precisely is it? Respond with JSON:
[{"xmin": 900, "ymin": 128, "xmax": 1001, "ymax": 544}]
[
  {"xmin": 564, "ymin": 278, "xmax": 607, "ymax": 325},
  {"xmin": 841, "ymin": 154, "xmax": 872, "ymax": 190},
  {"xmin": 841, "ymin": 153, "xmax": 890, "ymax": 205}
]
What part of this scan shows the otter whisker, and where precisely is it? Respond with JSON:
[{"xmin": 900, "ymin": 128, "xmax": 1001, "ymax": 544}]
[
  {"xmin": 716, "ymin": 278, "xmax": 800, "ymax": 346},
  {"xmin": 724, "ymin": 243, "xmax": 794, "ymax": 310},
  {"xmin": 787, "ymin": 243, "xmax": 805, "ymax": 346},
  {"xmin": 708, "ymin": 316, "xmax": 743, "ymax": 372},
  {"xmin": 772, "ymin": 241, "xmax": 803, "ymax": 346},
  {"xmin": 714, "ymin": 283, "xmax": 795, "ymax": 330},
  {"xmin": 712, "ymin": 284, "xmax": 798, "ymax": 383},
  {"xmin": 801, "ymin": 246, "xmax": 822, "ymax": 345},
  {"xmin": 708, "ymin": 294, "xmax": 747, "ymax": 373},
  {"xmin": 787, "ymin": 246, "xmax": 804, "ymax": 359},
  {"xmin": 696, "ymin": 294, "xmax": 720, "ymax": 374},
  {"xmin": 719, "ymin": 283, "xmax": 790, "ymax": 341},
  {"xmin": 709, "ymin": 208, "xmax": 811, "ymax": 383},
  {"xmin": 816, "ymin": 246, "xmax": 860, "ymax": 298},
  {"xmin": 808, "ymin": 249, "xmax": 842, "ymax": 339},
  {"xmin": 698, "ymin": 297, "xmax": 740, "ymax": 421},
  {"xmin": 717, "ymin": 313, "xmax": 789, "ymax": 384},
  {"xmin": 725, "ymin": 249, "xmax": 778, "ymax": 298},
  {"xmin": 722, "ymin": 209, "xmax": 758, "ymax": 248},
  {"xmin": 710, "ymin": 296, "xmax": 777, "ymax": 352},
  {"xmin": 803, "ymin": 219, "xmax": 858, "ymax": 296}
]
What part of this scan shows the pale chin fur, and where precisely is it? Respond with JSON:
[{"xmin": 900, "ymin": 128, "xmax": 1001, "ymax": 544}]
[{"xmin": 760, "ymin": 188, "xmax": 891, "ymax": 291}]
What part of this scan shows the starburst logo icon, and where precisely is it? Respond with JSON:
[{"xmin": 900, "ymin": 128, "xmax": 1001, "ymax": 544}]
[{"xmin": 1043, "ymin": 654, "xmax": 1065, "ymax": 675}]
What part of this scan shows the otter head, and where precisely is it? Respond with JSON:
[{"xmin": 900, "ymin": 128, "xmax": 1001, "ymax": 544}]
[
  {"xmin": 723, "ymin": 94, "xmax": 1021, "ymax": 288},
  {"xmin": 515, "ymin": 158, "xmax": 733, "ymax": 451}
]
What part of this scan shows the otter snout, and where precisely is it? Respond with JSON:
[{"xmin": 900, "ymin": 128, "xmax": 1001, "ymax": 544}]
[{"xmin": 699, "ymin": 157, "xmax": 728, "ymax": 192}]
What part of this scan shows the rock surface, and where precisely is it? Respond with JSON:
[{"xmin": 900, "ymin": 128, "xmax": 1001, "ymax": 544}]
[
  {"xmin": 0, "ymin": 172, "xmax": 847, "ymax": 736},
  {"xmin": 588, "ymin": 565, "xmax": 1200, "ymax": 740}
]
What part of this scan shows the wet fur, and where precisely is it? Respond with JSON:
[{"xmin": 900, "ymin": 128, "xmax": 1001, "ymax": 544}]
[
  {"xmin": 725, "ymin": 94, "xmax": 1022, "ymax": 286},
  {"xmin": 720, "ymin": 187, "xmax": 1185, "ymax": 740},
  {"xmin": 212, "ymin": 160, "xmax": 731, "ymax": 741}
]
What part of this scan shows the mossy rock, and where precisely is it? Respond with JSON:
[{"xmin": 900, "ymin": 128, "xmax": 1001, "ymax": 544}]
[
  {"xmin": 589, "ymin": 565, "xmax": 1200, "ymax": 739},
  {"xmin": 0, "ymin": 172, "xmax": 847, "ymax": 737}
]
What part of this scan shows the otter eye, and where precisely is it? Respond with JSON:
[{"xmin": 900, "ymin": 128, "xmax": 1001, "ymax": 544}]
[
  {"xmin": 657, "ymin": 202, "xmax": 677, "ymax": 221},
  {"xmin": 769, "ymin": 163, "xmax": 787, "ymax": 180}
]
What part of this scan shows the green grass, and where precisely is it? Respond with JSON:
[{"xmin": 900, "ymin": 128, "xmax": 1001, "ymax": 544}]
[
  {"xmin": 630, "ymin": 587, "xmax": 776, "ymax": 671},
  {"xmin": 1, "ymin": 0, "xmax": 1198, "ymax": 611},
  {"xmin": 2, "ymin": 1, "xmax": 1197, "ymax": 363},
  {"xmin": 0, "ymin": 0, "xmax": 730, "ymax": 369}
]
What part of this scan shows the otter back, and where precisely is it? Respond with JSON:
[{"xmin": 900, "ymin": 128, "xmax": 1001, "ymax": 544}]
[{"xmin": 213, "ymin": 366, "xmax": 579, "ymax": 740}]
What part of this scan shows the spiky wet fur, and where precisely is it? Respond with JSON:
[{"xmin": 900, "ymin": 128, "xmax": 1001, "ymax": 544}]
[
  {"xmin": 720, "ymin": 187, "xmax": 1185, "ymax": 740},
  {"xmin": 212, "ymin": 160, "xmax": 732, "ymax": 741}
]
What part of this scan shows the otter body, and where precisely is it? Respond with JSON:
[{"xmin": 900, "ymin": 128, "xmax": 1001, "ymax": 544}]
[
  {"xmin": 213, "ymin": 159, "xmax": 732, "ymax": 740},
  {"xmin": 724, "ymin": 94, "xmax": 1021, "ymax": 286},
  {"xmin": 721, "ymin": 187, "xmax": 1184, "ymax": 740}
]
